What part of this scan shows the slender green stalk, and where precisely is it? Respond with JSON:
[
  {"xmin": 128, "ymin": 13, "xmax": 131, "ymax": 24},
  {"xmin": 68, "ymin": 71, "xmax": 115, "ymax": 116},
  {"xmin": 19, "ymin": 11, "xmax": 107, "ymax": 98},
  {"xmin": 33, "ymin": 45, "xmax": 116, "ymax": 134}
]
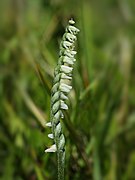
[
  {"xmin": 45, "ymin": 19, "xmax": 79, "ymax": 180},
  {"xmin": 57, "ymin": 150, "xmax": 65, "ymax": 180}
]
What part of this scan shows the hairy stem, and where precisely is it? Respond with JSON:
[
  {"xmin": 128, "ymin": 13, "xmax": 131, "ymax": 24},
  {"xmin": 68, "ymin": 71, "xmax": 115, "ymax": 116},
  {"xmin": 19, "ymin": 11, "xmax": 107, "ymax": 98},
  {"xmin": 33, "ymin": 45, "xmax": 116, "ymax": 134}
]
[{"xmin": 57, "ymin": 150, "xmax": 65, "ymax": 180}]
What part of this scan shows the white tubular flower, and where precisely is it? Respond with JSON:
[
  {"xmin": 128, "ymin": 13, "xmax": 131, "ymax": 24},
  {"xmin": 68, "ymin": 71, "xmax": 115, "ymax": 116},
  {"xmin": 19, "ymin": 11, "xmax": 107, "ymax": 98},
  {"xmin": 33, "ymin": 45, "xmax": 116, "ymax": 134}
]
[
  {"xmin": 60, "ymin": 83, "xmax": 72, "ymax": 93},
  {"xmin": 45, "ymin": 144, "xmax": 57, "ymax": 153},
  {"xmin": 46, "ymin": 122, "xmax": 52, "ymax": 127},
  {"xmin": 62, "ymin": 41, "xmax": 72, "ymax": 49},
  {"xmin": 59, "ymin": 49, "xmax": 77, "ymax": 58},
  {"xmin": 63, "ymin": 56, "xmax": 74, "ymax": 65},
  {"xmin": 69, "ymin": 19, "xmax": 75, "ymax": 24},
  {"xmin": 66, "ymin": 25, "xmax": 80, "ymax": 35},
  {"xmin": 60, "ymin": 92, "xmax": 68, "ymax": 100},
  {"xmin": 48, "ymin": 134, "xmax": 54, "ymax": 139},
  {"xmin": 64, "ymin": 33, "xmax": 76, "ymax": 43},
  {"xmin": 61, "ymin": 100, "xmax": 68, "ymax": 110},
  {"xmin": 61, "ymin": 73, "xmax": 72, "ymax": 80},
  {"xmin": 61, "ymin": 65, "xmax": 73, "ymax": 74}
]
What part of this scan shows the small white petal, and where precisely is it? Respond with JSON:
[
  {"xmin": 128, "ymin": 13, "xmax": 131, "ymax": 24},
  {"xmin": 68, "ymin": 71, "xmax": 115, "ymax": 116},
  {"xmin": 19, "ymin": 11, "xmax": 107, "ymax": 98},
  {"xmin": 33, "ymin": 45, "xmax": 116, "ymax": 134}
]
[
  {"xmin": 61, "ymin": 92, "xmax": 68, "ymax": 100},
  {"xmin": 63, "ymin": 56, "xmax": 74, "ymax": 65},
  {"xmin": 61, "ymin": 83, "xmax": 72, "ymax": 90},
  {"xmin": 45, "ymin": 144, "xmax": 57, "ymax": 153},
  {"xmin": 64, "ymin": 33, "xmax": 76, "ymax": 42},
  {"xmin": 64, "ymin": 50, "xmax": 77, "ymax": 58},
  {"xmin": 69, "ymin": 19, "xmax": 75, "ymax": 24},
  {"xmin": 63, "ymin": 49, "xmax": 77, "ymax": 57},
  {"xmin": 60, "ymin": 49, "xmax": 76, "ymax": 58},
  {"xmin": 61, "ymin": 73, "xmax": 72, "ymax": 80},
  {"xmin": 61, "ymin": 65, "xmax": 73, "ymax": 74},
  {"xmin": 68, "ymin": 25, "xmax": 80, "ymax": 34},
  {"xmin": 48, "ymin": 134, "xmax": 54, "ymax": 139},
  {"xmin": 61, "ymin": 100, "xmax": 68, "ymax": 110},
  {"xmin": 70, "ymin": 50, "xmax": 77, "ymax": 56},
  {"xmin": 63, "ymin": 41, "xmax": 72, "ymax": 49},
  {"xmin": 60, "ymin": 83, "xmax": 72, "ymax": 93},
  {"xmin": 46, "ymin": 122, "xmax": 52, "ymax": 127}
]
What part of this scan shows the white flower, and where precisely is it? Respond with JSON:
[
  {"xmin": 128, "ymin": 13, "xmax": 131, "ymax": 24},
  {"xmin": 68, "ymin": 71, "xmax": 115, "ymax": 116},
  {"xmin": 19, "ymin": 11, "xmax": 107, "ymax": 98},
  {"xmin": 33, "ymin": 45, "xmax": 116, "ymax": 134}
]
[
  {"xmin": 67, "ymin": 25, "xmax": 80, "ymax": 35},
  {"xmin": 60, "ymin": 92, "xmax": 68, "ymax": 100},
  {"xmin": 64, "ymin": 33, "xmax": 76, "ymax": 42},
  {"xmin": 46, "ymin": 122, "xmax": 52, "ymax": 127},
  {"xmin": 63, "ymin": 56, "xmax": 74, "ymax": 65},
  {"xmin": 69, "ymin": 19, "xmax": 75, "ymax": 24},
  {"xmin": 48, "ymin": 134, "xmax": 54, "ymax": 139},
  {"xmin": 60, "ymin": 83, "xmax": 72, "ymax": 93},
  {"xmin": 62, "ymin": 41, "xmax": 72, "ymax": 49},
  {"xmin": 61, "ymin": 65, "xmax": 73, "ymax": 74},
  {"xmin": 61, "ymin": 100, "xmax": 68, "ymax": 110},
  {"xmin": 45, "ymin": 144, "xmax": 57, "ymax": 153},
  {"xmin": 61, "ymin": 73, "xmax": 72, "ymax": 80}
]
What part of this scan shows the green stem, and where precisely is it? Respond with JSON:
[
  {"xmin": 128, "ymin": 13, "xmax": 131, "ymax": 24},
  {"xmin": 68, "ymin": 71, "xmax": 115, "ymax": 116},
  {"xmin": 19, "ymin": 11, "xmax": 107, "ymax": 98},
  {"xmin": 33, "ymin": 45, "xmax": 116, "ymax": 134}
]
[
  {"xmin": 57, "ymin": 150, "xmax": 65, "ymax": 180},
  {"xmin": 51, "ymin": 111, "xmax": 65, "ymax": 180}
]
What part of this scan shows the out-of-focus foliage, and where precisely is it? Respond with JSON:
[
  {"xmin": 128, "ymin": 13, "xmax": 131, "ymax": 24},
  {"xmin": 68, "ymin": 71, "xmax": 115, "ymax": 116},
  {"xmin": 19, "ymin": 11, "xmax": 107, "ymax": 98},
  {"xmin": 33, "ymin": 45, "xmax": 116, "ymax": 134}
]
[{"xmin": 0, "ymin": 0, "xmax": 135, "ymax": 179}]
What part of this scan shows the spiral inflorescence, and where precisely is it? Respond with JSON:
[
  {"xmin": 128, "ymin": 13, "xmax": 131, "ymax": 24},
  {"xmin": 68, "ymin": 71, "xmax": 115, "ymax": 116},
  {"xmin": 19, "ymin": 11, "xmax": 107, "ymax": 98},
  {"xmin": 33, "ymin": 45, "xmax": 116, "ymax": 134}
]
[{"xmin": 45, "ymin": 19, "xmax": 79, "ymax": 153}]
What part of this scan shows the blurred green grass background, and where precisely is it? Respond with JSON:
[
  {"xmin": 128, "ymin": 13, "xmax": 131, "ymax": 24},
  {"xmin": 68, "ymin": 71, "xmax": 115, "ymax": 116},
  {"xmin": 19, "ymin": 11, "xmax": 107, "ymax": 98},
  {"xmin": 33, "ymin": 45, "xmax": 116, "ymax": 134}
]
[{"xmin": 0, "ymin": 0, "xmax": 135, "ymax": 179}]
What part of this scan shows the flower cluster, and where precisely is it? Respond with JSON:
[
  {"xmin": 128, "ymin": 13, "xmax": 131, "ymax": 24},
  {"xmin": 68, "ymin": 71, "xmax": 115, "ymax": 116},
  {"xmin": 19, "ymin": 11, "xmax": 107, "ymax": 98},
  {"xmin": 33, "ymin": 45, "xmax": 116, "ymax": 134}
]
[{"xmin": 45, "ymin": 19, "xmax": 79, "ymax": 153}]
